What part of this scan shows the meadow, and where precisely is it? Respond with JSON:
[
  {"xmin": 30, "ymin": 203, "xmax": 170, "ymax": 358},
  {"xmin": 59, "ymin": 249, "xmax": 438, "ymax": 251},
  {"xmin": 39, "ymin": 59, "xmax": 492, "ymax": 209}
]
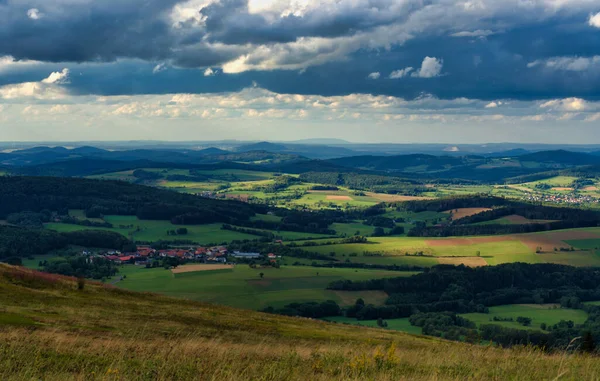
[
  {"xmin": 461, "ymin": 304, "xmax": 589, "ymax": 331},
  {"xmin": 3, "ymin": 263, "xmax": 600, "ymax": 381},
  {"xmin": 324, "ymin": 305, "xmax": 589, "ymax": 336},
  {"xmin": 323, "ymin": 316, "xmax": 422, "ymax": 335},
  {"xmin": 117, "ymin": 264, "xmax": 410, "ymax": 310}
]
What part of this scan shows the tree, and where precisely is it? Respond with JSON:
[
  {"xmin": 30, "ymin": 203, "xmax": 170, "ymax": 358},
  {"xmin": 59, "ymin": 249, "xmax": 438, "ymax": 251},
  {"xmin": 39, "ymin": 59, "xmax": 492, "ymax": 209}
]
[
  {"xmin": 372, "ymin": 227, "xmax": 385, "ymax": 237},
  {"xmin": 582, "ymin": 331, "xmax": 596, "ymax": 353},
  {"xmin": 259, "ymin": 272, "xmax": 264, "ymax": 279},
  {"xmin": 176, "ymin": 227, "xmax": 188, "ymax": 235},
  {"xmin": 77, "ymin": 277, "xmax": 86, "ymax": 290},
  {"xmin": 476, "ymin": 251, "xmax": 481, "ymax": 257},
  {"xmin": 516, "ymin": 316, "xmax": 532, "ymax": 326}
]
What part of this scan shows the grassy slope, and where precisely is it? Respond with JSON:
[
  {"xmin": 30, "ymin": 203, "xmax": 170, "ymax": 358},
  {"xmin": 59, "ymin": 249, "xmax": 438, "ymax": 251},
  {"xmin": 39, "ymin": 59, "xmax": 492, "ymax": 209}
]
[{"xmin": 1, "ymin": 264, "xmax": 599, "ymax": 381}]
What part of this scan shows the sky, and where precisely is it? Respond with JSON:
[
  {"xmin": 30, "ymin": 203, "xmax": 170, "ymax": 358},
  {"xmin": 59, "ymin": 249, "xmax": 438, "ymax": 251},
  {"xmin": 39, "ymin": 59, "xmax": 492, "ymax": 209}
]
[{"xmin": 0, "ymin": 0, "xmax": 600, "ymax": 143}]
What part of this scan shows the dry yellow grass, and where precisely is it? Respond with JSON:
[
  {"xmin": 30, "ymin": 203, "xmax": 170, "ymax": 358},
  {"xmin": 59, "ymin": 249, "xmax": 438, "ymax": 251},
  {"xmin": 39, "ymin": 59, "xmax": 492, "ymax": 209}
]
[
  {"xmin": 326, "ymin": 195, "xmax": 353, "ymax": 201},
  {"xmin": 1, "ymin": 264, "xmax": 600, "ymax": 380},
  {"xmin": 437, "ymin": 256, "xmax": 488, "ymax": 267},
  {"xmin": 171, "ymin": 264, "xmax": 234, "ymax": 274}
]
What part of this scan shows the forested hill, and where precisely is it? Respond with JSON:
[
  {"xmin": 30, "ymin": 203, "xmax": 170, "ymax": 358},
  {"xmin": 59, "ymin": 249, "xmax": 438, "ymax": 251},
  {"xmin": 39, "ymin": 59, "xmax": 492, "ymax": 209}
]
[{"xmin": 0, "ymin": 176, "xmax": 259, "ymax": 223}]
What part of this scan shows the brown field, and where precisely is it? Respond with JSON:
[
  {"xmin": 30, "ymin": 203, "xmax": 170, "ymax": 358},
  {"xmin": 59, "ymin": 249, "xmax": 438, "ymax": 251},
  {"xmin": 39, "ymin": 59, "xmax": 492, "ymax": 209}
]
[
  {"xmin": 551, "ymin": 187, "xmax": 574, "ymax": 191},
  {"xmin": 326, "ymin": 195, "xmax": 353, "ymax": 201},
  {"xmin": 517, "ymin": 230, "xmax": 600, "ymax": 252},
  {"xmin": 438, "ymin": 257, "xmax": 488, "ymax": 267},
  {"xmin": 426, "ymin": 230, "xmax": 600, "ymax": 252},
  {"xmin": 584, "ymin": 186, "xmax": 599, "ymax": 191},
  {"xmin": 365, "ymin": 192, "xmax": 433, "ymax": 202},
  {"xmin": 171, "ymin": 264, "xmax": 234, "ymax": 274},
  {"xmin": 503, "ymin": 215, "xmax": 557, "ymax": 224},
  {"xmin": 444, "ymin": 207, "xmax": 492, "ymax": 220}
]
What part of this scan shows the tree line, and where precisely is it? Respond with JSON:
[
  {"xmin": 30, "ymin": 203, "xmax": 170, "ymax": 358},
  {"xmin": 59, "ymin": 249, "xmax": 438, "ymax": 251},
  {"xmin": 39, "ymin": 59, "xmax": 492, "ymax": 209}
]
[{"xmin": 0, "ymin": 225, "xmax": 134, "ymax": 260}]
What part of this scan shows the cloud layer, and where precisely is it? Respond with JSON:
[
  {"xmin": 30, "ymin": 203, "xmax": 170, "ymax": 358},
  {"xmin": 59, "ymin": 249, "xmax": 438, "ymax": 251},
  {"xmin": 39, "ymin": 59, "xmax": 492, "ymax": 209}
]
[{"xmin": 1, "ymin": 1, "xmax": 600, "ymax": 142}]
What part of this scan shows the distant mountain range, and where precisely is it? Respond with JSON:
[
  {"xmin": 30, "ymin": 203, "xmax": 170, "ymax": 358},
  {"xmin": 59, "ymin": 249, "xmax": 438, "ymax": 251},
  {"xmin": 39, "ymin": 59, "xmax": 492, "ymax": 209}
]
[
  {"xmin": 4, "ymin": 141, "xmax": 600, "ymax": 159},
  {"xmin": 4, "ymin": 144, "xmax": 600, "ymax": 182}
]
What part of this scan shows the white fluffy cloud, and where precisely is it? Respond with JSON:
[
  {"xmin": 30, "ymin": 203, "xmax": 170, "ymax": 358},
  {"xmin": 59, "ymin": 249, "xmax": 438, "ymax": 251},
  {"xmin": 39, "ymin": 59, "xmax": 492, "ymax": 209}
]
[
  {"xmin": 413, "ymin": 57, "xmax": 444, "ymax": 78},
  {"xmin": 367, "ymin": 72, "xmax": 380, "ymax": 79},
  {"xmin": 389, "ymin": 67, "xmax": 413, "ymax": 79},
  {"xmin": 589, "ymin": 12, "xmax": 600, "ymax": 28},
  {"xmin": 204, "ymin": 68, "xmax": 216, "ymax": 76},
  {"xmin": 41, "ymin": 69, "xmax": 70, "ymax": 84},
  {"xmin": 152, "ymin": 63, "xmax": 167, "ymax": 74},
  {"xmin": 391, "ymin": 57, "xmax": 444, "ymax": 79},
  {"xmin": 27, "ymin": 8, "xmax": 43, "ymax": 20},
  {"xmin": 0, "ymin": 69, "xmax": 70, "ymax": 100},
  {"xmin": 540, "ymin": 97, "xmax": 586, "ymax": 111},
  {"xmin": 451, "ymin": 30, "xmax": 495, "ymax": 37}
]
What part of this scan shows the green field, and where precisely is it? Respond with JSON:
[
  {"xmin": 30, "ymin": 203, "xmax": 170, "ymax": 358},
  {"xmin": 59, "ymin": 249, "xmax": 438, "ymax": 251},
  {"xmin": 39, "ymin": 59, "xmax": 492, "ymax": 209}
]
[
  {"xmin": 524, "ymin": 176, "xmax": 579, "ymax": 188},
  {"xmin": 323, "ymin": 316, "xmax": 422, "ymax": 335},
  {"xmin": 290, "ymin": 191, "xmax": 380, "ymax": 208},
  {"xmin": 565, "ymin": 239, "xmax": 600, "ymax": 250},
  {"xmin": 305, "ymin": 236, "xmax": 537, "ymax": 265},
  {"xmin": 46, "ymin": 215, "xmax": 332, "ymax": 243},
  {"xmin": 331, "ymin": 221, "xmax": 383, "ymax": 237},
  {"xmin": 117, "ymin": 264, "xmax": 410, "ymax": 310},
  {"xmin": 461, "ymin": 304, "xmax": 588, "ymax": 331}
]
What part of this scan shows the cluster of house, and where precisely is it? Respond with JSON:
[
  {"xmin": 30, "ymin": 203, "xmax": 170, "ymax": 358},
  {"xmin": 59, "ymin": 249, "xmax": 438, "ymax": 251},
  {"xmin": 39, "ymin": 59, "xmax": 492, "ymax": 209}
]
[
  {"xmin": 90, "ymin": 246, "xmax": 278, "ymax": 265},
  {"xmin": 525, "ymin": 193, "xmax": 599, "ymax": 205}
]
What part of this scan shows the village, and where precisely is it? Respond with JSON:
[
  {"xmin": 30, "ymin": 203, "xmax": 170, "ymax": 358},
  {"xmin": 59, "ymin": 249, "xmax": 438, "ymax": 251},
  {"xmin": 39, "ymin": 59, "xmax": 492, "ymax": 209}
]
[
  {"xmin": 84, "ymin": 245, "xmax": 279, "ymax": 267},
  {"xmin": 524, "ymin": 192, "xmax": 600, "ymax": 206}
]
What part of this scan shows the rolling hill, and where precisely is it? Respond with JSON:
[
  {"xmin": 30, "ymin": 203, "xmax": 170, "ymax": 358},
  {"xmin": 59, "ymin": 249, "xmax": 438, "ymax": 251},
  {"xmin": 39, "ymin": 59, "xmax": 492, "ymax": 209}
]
[
  {"xmin": 1, "ymin": 263, "xmax": 598, "ymax": 380},
  {"xmin": 518, "ymin": 150, "xmax": 600, "ymax": 166}
]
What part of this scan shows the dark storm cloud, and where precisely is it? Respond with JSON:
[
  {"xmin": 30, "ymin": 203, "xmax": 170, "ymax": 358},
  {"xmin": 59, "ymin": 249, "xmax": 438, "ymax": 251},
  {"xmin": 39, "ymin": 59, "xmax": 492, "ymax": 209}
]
[
  {"xmin": 1, "ymin": 0, "xmax": 600, "ymax": 101},
  {"xmin": 198, "ymin": 0, "xmax": 408, "ymax": 45},
  {"xmin": 0, "ymin": 0, "xmax": 180, "ymax": 63}
]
